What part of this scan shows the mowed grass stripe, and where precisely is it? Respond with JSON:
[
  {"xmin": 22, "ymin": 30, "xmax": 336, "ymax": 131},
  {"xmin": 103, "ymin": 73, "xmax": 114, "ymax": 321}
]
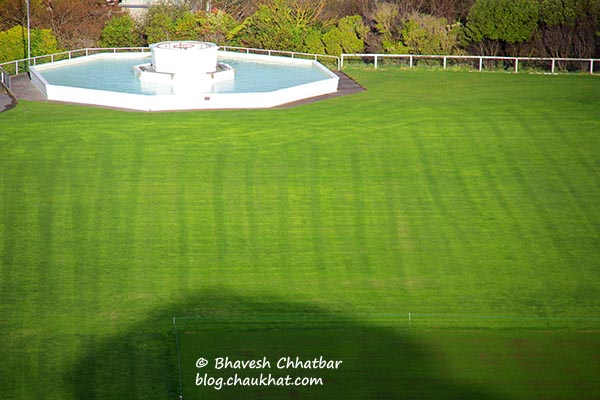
[
  {"xmin": 212, "ymin": 143, "xmax": 228, "ymax": 270},
  {"xmin": 541, "ymin": 114, "xmax": 600, "ymax": 226},
  {"xmin": 378, "ymin": 132, "xmax": 406, "ymax": 281},
  {"xmin": 518, "ymin": 111, "xmax": 600, "ymax": 255},
  {"xmin": 489, "ymin": 111, "xmax": 600, "ymax": 307},
  {"xmin": 456, "ymin": 115, "xmax": 544, "ymax": 287}
]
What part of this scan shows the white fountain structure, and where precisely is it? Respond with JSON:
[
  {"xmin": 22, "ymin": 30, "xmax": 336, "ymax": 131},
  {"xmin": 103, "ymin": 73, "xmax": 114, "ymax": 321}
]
[
  {"xmin": 133, "ymin": 41, "xmax": 234, "ymax": 92},
  {"xmin": 28, "ymin": 39, "xmax": 341, "ymax": 111}
]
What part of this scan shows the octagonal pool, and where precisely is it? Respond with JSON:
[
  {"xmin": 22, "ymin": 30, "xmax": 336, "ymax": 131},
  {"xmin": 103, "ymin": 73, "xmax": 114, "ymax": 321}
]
[{"xmin": 29, "ymin": 49, "xmax": 339, "ymax": 111}]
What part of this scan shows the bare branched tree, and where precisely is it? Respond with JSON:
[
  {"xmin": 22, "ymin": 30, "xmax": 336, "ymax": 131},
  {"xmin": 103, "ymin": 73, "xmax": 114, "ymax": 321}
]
[{"xmin": 37, "ymin": 0, "xmax": 119, "ymax": 48}]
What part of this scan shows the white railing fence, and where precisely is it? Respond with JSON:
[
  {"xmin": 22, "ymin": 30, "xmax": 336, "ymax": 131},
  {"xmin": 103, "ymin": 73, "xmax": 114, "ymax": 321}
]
[
  {"xmin": 0, "ymin": 46, "xmax": 341, "ymax": 75},
  {"xmin": 0, "ymin": 47, "xmax": 150, "ymax": 75},
  {"xmin": 219, "ymin": 45, "xmax": 341, "ymax": 69},
  {"xmin": 341, "ymin": 53, "xmax": 599, "ymax": 74},
  {"xmin": 0, "ymin": 65, "xmax": 10, "ymax": 89},
  {"xmin": 2, "ymin": 47, "xmax": 598, "ymax": 77}
]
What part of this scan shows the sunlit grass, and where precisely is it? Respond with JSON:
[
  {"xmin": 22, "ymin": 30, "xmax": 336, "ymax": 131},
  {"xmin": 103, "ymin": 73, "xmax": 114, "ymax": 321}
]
[{"xmin": 1, "ymin": 69, "xmax": 599, "ymax": 399}]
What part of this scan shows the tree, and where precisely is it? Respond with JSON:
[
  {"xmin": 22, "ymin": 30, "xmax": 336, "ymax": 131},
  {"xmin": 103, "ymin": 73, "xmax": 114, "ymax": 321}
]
[
  {"xmin": 371, "ymin": 2, "xmax": 406, "ymax": 53},
  {"xmin": 464, "ymin": 0, "xmax": 539, "ymax": 55},
  {"xmin": 373, "ymin": 2, "xmax": 400, "ymax": 37},
  {"xmin": 170, "ymin": 8, "xmax": 238, "ymax": 43},
  {"xmin": 0, "ymin": 25, "xmax": 60, "ymax": 63},
  {"xmin": 401, "ymin": 12, "xmax": 462, "ymax": 54},
  {"xmin": 231, "ymin": 1, "xmax": 300, "ymax": 50},
  {"xmin": 101, "ymin": 14, "xmax": 141, "ymax": 47},
  {"xmin": 539, "ymin": 0, "xmax": 600, "ymax": 59},
  {"xmin": 303, "ymin": 26, "xmax": 326, "ymax": 54},
  {"xmin": 322, "ymin": 15, "xmax": 367, "ymax": 56},
  {"xmin": 230, "ymin": 0, "xmax": 325, "ymax": 51},
  {"xmin": 190, "ymin": 0, "xmax": 260, "ymax": 20},
  {"xmin": 142, "ymin": 1, "xmax": 188, "ymax": 44},
  {"xmin": 194, "ymin": 8, "xmax": 237, "ymax": 44},
  {"xmin": 37, "ymin": 0, "xmax": 119, "ymax": 48},
  {"xmin": 0, "ymin": 0, "xmax": 42, "ymax": 31},
  {"xmin": 423, "ymin": 0, "xmax": 476, "ymax": 21},
  {"xmin": 371, "ymin": 4, "xmax": 461, "ymax": 55},
  {"xmin": 1, "ymin": 0, "xmax": 117, "ymax": 49},
  {"xmin": 322, "ymin": 0, "xmax": 376, "ymax": 20},
  {"xmin": 145, "ymin": 11, "xmax": 177, "ymax": 43},
  {"xmin": 174, "ymin": 11, "xmax": 199, "ymax": 40}
]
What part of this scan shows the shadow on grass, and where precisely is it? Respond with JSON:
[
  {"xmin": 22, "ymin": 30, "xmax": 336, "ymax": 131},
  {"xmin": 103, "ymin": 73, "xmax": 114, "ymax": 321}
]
[{"xmin": 65, "ymin": 289, "xmax": 501, "ymax": 400}]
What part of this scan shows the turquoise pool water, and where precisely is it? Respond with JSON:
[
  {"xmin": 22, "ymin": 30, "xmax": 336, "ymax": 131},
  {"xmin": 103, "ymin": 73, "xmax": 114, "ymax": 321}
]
[{"xmin": 36, "ymin": 54, "xmax": 330, "ymax": 95}]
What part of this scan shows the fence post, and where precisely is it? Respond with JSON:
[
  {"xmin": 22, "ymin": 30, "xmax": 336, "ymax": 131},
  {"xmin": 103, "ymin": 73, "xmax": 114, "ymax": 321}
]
[
  {"xmin": 515, "ymin": 58, "xmax": 519, "ymax": 73},
  {"xmin": 409, "ymin": 55, "xmax": 413, "ymax": 68},
  {"xmin": 551, "ymin": 59, "xmax": 555, "ymax": 74},
  {"xmin": 173, "ymin": 317, "xmax": 184, "ymax": 400},
  {"xmin": 443, "ymin": 56, "xmax": 447, "ymax": 69},
  {"xmin": 340, "ymin": 55, "xmax": 344, "ymax": 70},
  {"xmin": 590, "ymin": 60, "xmax": 594, "ymax": 74},
  {"xmin": 374, "ymin": 55, "xmax": 378, "ymax": 69},
  {"xmin": 479, "ymin": 57, "xmax": 483, "ymax": 71}
]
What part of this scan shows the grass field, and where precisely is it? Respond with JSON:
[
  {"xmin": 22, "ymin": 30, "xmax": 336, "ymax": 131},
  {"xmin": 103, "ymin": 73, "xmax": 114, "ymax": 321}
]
[{"xmin": 1, "ymin": 69, "xmax": 599, "ymax": 399}]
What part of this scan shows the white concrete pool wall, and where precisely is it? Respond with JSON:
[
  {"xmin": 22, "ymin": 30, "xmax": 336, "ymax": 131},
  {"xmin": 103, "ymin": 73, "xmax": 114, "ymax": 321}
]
[{"xmin": 29, "ymin": 51, "xmax": 339, "ymax": 111}]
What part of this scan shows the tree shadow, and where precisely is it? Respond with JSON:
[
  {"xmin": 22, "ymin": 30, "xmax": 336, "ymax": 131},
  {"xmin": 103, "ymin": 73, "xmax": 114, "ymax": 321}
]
[{"xmin": 65, "ymin": 289, "xmax": 502, "ymax": 400}]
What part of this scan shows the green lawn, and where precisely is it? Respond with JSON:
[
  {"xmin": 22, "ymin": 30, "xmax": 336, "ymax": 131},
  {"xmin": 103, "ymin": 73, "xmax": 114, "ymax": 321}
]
[{"xmin": 1, "ymin": 69, "xmax": 599, "ymax": 399}]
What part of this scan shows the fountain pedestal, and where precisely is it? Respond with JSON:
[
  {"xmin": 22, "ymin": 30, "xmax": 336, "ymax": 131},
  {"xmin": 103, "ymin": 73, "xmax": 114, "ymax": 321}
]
[{"xmin": 134, "ymin": 41, "xmax": 234, "ymax": 92}]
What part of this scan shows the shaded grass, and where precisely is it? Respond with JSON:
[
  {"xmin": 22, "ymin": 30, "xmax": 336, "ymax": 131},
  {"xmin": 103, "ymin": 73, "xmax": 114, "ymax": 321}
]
[
  {"xmin": 177, "ymin": 315, "xmax": 600, "ymax": 400},
  {"xmin": 0, "ymin": 70, "xmax": 599, "ymax": 399}
]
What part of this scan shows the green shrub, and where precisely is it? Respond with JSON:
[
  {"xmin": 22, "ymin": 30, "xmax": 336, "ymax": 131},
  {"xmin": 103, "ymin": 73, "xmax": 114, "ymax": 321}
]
[
  {"xmin": 465, "ymin": 0, "xmax": 539, "ymax": 54},
  {"xmin": 322, "ymin": 15, "xmax": 367, "ymax": 56},
  {"xmin": 231, "ymin": 0, "xmax": 304, "ymax": 51},
  {"xmin": 401, "ymin": 13, "xmax": 462, "ymax": 55},
  {"xmin": 142, "ymin": 1, "xmax": 188, "ymax": 44},
  {"xmin": 195, "ymin": 9, "xmax": 237, "ymax": 44},
  {"xmin": 0, "ymin": 25, "xmax": 60, "ymax": 63},
  {"xmin": 174, "ymin": 11, "xmax": 199, "ymax": 40},
  {"xmin": 100, "ymin": 14, "xmax": 141, "ymax": 48},
  {"xmin": 303, "ymin": 27, "xmax": 326, "ymax": 54}
]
